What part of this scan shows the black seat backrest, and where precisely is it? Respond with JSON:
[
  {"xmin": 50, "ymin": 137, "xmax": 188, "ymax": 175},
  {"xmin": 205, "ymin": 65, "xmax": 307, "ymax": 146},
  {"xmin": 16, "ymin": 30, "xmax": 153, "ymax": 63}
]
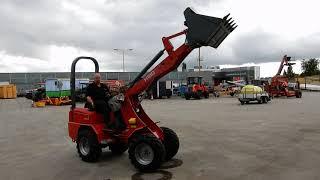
[{"xmin": 84, "ymin": 102, "xmax": 94, "ymax": 111}]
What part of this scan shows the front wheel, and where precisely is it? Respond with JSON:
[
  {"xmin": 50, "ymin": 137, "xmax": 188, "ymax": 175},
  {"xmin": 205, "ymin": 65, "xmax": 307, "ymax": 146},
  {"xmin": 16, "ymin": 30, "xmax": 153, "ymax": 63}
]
[
  {"xmin": 185, "ymin": 93, "xmax": 190, "ymax": 100},
  {"xmin": 161, "ymin": 127, "xmax": 179, "ymax": 161},
  {"xmin": 76, "ymin": 129, "xmax": 102, "ymax": 162},
  {"xmin": 129, "ymin": 134, "xmax": 165, "ymax": 172}
]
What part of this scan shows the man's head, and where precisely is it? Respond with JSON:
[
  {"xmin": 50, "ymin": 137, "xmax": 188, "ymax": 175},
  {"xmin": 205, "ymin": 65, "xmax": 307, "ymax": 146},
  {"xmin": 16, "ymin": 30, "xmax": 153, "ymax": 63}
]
[{"xmin": 93, "ymin": 73, "xmax": 101, "ymax": 84}]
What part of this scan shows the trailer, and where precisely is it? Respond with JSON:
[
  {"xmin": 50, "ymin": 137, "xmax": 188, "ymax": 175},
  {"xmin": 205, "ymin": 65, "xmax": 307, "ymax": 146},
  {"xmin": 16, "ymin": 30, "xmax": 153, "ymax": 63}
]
[
  {"xmin": 239, "ymin": 85, "xmax": 271, "ymax": 105},
  {"xmin": 148, "ymin": 80, "xmax": 173, "ymax": 99}
]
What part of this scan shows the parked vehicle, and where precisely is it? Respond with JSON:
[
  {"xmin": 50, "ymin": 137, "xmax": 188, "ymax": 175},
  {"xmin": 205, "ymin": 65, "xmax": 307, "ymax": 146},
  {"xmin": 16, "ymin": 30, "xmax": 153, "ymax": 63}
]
[
  {"xmin": 267, "ymin": 55, "xmax": 302, "ymax": 98},
  {"xmin": 148, "ymin": 80, "xmax": 173, "ymax": 99},
  {"xmin": 184, "ymin": 76, "xmax": 209, "ymax": 100},
  {"xmin": 239, "ymin": 85, "xmax": 271, "ymax": 105}
]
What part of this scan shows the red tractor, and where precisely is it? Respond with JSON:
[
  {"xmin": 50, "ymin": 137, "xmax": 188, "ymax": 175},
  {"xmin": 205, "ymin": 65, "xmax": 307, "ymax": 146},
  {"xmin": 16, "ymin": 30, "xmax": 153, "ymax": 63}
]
[
  {"xmin": 184, "ymin": 76, "xmax": 209, "ymax": 100},
  {"xmin": 267, "ymin": 55, "xmax": 302, "ymax": 98},
  {"xmin": 68, "ymin": 7, "xmax": 236, "ymax": 171}
]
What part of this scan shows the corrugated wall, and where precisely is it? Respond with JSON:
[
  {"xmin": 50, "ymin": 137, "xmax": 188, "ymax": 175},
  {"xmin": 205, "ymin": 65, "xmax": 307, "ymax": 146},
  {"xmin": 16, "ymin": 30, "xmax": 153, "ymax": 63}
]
[{"xmin": 0, "ymin": 72, "xmax": 189, "ymax": 93}]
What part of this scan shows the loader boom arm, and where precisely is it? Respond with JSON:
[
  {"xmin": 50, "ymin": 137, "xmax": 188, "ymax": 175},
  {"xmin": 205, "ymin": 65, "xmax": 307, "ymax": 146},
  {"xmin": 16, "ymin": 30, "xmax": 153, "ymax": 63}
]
[
  {"xmin": 276, "ymin": 55, "xmax": 294, "ymax": 76},
  {"xmin": 126, "ymin": 31, "xmax": 192, "ymax": 97}
]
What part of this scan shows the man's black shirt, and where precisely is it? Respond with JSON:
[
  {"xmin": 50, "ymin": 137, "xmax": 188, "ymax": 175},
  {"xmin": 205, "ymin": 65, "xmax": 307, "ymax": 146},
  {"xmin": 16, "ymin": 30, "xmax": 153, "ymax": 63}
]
[{"xmin": 86, "ymin": 83, "xmax": 110, "ymax": 101}]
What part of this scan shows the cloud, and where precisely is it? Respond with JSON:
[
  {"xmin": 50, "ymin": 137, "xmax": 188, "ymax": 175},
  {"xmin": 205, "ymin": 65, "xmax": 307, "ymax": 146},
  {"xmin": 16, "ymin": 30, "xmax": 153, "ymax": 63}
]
[{"xmin": 0, "ymin": 0, "xmax": 319, "ymax": 75}]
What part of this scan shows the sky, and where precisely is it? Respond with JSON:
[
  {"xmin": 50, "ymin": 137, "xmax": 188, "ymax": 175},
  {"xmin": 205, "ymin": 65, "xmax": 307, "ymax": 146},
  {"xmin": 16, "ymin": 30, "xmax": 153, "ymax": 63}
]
[{"xmin": 0, "ymin": 0, "xmax": 319, "ymax": 77}]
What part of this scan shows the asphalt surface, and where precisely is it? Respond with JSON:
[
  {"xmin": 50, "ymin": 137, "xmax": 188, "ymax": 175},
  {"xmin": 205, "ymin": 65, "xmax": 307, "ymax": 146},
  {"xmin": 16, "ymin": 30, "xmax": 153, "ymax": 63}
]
[{"xmin": 1, "ymin": 92, "xmax": 320, "ymax": 180}]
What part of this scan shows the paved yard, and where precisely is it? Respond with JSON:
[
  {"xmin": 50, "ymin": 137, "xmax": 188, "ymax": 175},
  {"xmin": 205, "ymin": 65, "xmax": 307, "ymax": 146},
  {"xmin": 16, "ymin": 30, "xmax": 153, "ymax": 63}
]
[{"xmin": 0, "ymin": 92, "xmax": 320, "ymax": 180}]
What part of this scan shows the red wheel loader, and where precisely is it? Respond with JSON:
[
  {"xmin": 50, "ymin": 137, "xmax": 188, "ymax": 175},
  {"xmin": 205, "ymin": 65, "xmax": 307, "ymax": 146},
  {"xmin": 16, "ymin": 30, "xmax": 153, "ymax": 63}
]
[
  {"xmin": 68, "ymin": 7, "xmax": 237, "ymax": 171},
  {"xmin": 184, "ymin": 76, "xmax": 209, "ymax": 100}
]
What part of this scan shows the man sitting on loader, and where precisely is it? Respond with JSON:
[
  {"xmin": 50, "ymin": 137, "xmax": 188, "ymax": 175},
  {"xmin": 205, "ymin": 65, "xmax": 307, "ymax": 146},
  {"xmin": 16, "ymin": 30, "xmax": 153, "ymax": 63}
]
[{"xmin": 86, "ymin": 73, "xmax": 114, "ymax": 129}]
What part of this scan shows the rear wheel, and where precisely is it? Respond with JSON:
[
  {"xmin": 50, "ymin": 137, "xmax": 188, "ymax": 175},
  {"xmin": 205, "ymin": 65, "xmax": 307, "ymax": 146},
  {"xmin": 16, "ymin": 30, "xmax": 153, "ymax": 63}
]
[
  {"xmin": 240, "ymin": 101, "xmax": 245, "ymax": 105},
  {"xmin": 258, "ymin": 99, "xmax": 262, "ymax": 104},
  {"xmin": 77, "ymin": 129, "xmax": 101, "ymax": 162},
  {"xmin": 161, "ymin": 127, "xmax": 179, "ymax": 161},
  {"xmin": 129, "ymin": 134, "xmax": 165, "ymax": 172}
]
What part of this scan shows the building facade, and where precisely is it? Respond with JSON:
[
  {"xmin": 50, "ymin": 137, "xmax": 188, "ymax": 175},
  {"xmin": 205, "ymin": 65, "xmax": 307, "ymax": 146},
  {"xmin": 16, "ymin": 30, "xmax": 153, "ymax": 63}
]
[{"xmin": 0, "ymin": 66, "xmax": 260, "ymax": 93}]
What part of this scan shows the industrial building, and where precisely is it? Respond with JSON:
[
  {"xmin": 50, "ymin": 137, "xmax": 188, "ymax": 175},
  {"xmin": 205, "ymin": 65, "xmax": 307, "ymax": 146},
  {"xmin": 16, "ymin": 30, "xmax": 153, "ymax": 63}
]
[
  {"xmin": 188, "ymin": 66, "xmax": 260, "ymax": 85},
  {"xmin": 0, "ymin": 66, "xmax": 260, "ymax": 93}
]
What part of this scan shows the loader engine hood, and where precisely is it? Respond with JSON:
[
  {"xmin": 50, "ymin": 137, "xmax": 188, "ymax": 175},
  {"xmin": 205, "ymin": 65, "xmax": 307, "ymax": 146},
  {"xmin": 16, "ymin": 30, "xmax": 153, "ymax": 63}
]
[{"xmin": 184, "ymin": 7, "xmax": 237, "ymax": 48}]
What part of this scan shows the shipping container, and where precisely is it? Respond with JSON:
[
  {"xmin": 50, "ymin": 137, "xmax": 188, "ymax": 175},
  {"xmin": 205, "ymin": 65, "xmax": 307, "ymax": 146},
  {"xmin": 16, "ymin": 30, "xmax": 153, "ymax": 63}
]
[
  {"xmin": 45, "ymin": 78, "xmax": 71, "ymax": 98},
  {"xmin": 0, "ymin": 84, "xmax": 17, "ymax": 99}
]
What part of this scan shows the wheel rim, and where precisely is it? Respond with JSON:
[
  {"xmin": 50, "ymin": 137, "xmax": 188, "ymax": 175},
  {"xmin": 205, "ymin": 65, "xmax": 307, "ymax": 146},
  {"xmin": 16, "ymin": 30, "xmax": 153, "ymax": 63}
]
[
  {"xmin": 79, "ymin": 137, "xmax": 90, "ymax": 156},
  {"xmin": 135, "ymin": 143, "xmax": 154, "ymax": 165}
]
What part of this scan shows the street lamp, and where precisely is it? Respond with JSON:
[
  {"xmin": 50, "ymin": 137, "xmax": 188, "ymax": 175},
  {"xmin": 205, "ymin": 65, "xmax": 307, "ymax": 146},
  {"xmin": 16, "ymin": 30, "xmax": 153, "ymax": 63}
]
[
  {"xmin": 197, "ymin": 47, "xmax": 204, "ymax": 72},
  {"xmin": 113, "ymin": 48, "xmax": 133, "ymax": 72}
]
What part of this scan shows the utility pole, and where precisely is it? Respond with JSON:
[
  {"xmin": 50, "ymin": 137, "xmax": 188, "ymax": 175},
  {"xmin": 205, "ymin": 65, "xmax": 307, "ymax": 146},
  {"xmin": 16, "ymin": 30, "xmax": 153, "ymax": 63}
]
[
  {"xmin": 198, "ymin": 48, "xmax": 201, "ymax": 72},
  {"xmin": 113, "ymin": 48, "xmax": 133, "ymax": 72}
]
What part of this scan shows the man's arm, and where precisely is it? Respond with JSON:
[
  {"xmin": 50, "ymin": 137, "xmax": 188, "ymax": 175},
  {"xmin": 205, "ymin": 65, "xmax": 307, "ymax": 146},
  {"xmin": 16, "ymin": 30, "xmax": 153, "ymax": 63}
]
[
  {"xmin": 86, "ymin": 96, "xmax": 94, "ymax": 106},
  {"xmin": 104, "ymin": 84, "xmax": 111, "ymax": 99},
  {"xmin": 86, "ymin": 84, "xmax": 94, "ymax": 107}
]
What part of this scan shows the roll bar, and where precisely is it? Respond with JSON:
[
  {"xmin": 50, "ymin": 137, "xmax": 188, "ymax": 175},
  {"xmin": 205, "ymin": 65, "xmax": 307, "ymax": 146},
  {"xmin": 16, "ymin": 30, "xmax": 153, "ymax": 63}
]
[{"xmin": 70, "ymin": 56, "xmax": 99, "ymax": 109}]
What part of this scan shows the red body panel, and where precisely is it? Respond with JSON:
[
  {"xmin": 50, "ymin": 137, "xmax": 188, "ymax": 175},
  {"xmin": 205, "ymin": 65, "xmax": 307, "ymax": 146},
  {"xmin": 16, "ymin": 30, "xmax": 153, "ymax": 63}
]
[
  {"xmin": 68, "ymin": 108, "xmax": 113, "ymax": 142},
  {"xmin": 192, "ymin": 84, "xmax": 208, "ymax": 93}
]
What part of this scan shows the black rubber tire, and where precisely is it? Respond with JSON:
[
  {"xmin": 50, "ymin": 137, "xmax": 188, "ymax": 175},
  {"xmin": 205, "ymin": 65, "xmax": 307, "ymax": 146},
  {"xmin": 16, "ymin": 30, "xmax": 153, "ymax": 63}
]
[
  {"xmin": 185, "ymin": 93, "xmax": 190, "ymax": 100},
  {"xmin": 258, "ymin": 100, "xmax": 262, "ymax": 104},
  {"xmin": 240, "ymin": 101, "xmax": 245, "ymax": 105},
  {"xmin": 296, "ymin": 91, "xmax": 302, "ymax": 98},
  {"xmin": 204, "ymin": 92, "xmax": 209, "ymax": 99},
  {"xmin": 109, "ymin": 143, "xmax": 128, "ymax": 155},
  {"xmin": 195, "ymin": 93, "xmax": 201, "ymax": 99},
  {"xmin": 129, "ymin": 134, "xmax": 165, "ymax": 172},
  {"xmin": 262, "ymin": 97, "xmax": 267, "ymax": 103},
  {"xmin": 161, "ymin": 127, "xmax": 179, "ymax": 161},
  {"xmin": 76, "ymin": 129, "xmax": 102, "ymax": 162}
]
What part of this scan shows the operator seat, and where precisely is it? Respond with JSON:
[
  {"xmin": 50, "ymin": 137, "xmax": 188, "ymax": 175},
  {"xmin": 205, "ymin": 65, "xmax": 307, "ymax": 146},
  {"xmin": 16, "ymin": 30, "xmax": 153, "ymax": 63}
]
[{"xmin": 84, "ymin": 102, "xmax": 95, "ymax": 111}]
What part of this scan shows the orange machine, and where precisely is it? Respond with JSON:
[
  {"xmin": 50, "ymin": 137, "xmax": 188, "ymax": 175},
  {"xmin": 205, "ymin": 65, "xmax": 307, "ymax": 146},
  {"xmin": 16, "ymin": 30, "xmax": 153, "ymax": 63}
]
[
  {"xmin": 267, "ymin": 55, "xmax": 302, "ymax": 98},
  {"xmin": 184, "ymin": 76, "xmax": 209, "ymax": 100}
]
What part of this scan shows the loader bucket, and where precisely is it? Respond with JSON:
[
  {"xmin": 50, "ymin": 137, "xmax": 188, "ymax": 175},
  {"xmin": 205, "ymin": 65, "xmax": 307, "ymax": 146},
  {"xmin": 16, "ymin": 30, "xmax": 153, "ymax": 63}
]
[{"xmin": 184, "ymin": 7, "xmax": 237, "ymax": 48}]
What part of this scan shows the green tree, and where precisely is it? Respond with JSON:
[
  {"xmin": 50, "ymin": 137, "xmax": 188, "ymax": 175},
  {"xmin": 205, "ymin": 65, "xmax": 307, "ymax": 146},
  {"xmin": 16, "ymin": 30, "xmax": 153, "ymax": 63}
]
[
  {"xmin": 283, "ymin": 70, "xmax": 287, "ymax": 77},
  {"xmin": 286, "ymin": 65, "xmax": 295, "ymax": 79},
  {"xmin": 301, "ymin": 58, "xmax": 320, "ymax": 76}
]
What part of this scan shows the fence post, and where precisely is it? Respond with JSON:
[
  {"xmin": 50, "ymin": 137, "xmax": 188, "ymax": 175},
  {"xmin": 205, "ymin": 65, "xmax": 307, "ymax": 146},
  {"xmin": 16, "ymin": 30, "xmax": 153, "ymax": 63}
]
[{"xmin": 304, "ymin": 76, "xmax": 306, "ymax": 90}]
